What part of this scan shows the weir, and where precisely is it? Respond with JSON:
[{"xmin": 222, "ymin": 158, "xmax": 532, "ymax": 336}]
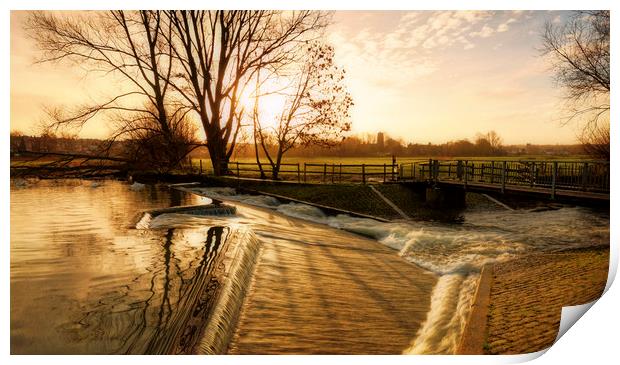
[
  {"xmin": 9, "ymin": 180, "xmax": 610, "ymax": 355},
  {"xmin": 226, "ymin": 212, "xmax": 438, "ymax": 354},
  {"xmin": 194, "ymin": 229, "xmax": 262, "ymax": 354},
  {"xmin": 135, "ymin": 212, "xmax": 262, "ymax": 354}
]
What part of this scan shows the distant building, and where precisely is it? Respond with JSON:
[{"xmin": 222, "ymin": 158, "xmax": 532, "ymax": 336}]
[{"xmin": 377, "ymin": 132, "xmax": 385, "ymax": 149}]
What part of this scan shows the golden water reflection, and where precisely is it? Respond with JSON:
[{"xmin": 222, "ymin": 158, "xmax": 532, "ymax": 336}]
[{"xmin": 10, "ymin": 180, "xmax": 227, "ymax": 354}]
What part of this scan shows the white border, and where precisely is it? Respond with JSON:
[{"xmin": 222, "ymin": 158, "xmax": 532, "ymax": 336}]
[{"xmin": 3, "ymin": 1, "xmax": 617, "ymax": 365}]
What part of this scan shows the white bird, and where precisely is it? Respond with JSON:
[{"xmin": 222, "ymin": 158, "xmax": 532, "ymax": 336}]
[{"xmin": 129, "ymin": 182, "xmax": 145, "ymax": 191}]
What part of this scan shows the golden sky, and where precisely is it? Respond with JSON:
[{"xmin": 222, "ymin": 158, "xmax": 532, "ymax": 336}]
[{"xmin": 10, "ymin": 10, "xmax": 583, "ymax": 144}]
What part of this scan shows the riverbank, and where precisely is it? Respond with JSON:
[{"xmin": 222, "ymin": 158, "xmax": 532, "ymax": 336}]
[
  {"xmin": 172, "ymin": 175, "xmax": 510, "ymax": 221},
  {"xmin": 459, "ymin": 245, "xmax": 609, "ymax": 354}
]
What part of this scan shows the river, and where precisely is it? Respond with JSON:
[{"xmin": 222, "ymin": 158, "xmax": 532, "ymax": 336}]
[{"xmin": 10, "ymin": 179, "xmax": 609, "ymax": 354}]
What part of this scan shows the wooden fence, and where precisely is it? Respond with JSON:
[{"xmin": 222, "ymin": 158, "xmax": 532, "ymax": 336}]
[
  {"xmin": 189, "ymin": 158, "xmax": 610, "ymax": 196},
  {"xmin": 194, "ymin": 160, "xmax": 400, "ymax": 184}
]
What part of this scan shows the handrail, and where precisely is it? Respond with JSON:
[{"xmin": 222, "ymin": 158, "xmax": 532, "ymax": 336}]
[{"xmin": 398, "ymin": 159, "xmax": 610, "ymax": 197}]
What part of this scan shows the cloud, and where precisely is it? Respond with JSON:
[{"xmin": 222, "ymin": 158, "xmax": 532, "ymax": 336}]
[
  {"xmin": 322, "ymin": 11, "xmax": 573, "ymax": 144},
  {"xmin": 402, "ymin": 11, "xmax": 492, "ymax": 49},
  {"xmin": 497, "ymin": 18, "xmax": 517, "ymax": 32},
  {"xmin": 470, "ymin": 24, "xmax": 495, "ymax": 38},
  {"xmin": 328, "ymin": 10, "xmax": 529, "ymax": 93},
  {"xmin": 463, "ymin": 42, "xmax": 475, "ymax": 50}
]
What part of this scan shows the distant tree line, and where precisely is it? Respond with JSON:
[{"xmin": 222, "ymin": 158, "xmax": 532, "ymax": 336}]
[
  {"xmin": 10, "ymin": 130, "xmax": 126, "ymax": 157},
  {"xmin": 221, "ymin": 131, "xmax": 584, "ymax": 158},
  {"xmin": 11, "ymin": 129, "xmax": 586, "ymax": 161}
]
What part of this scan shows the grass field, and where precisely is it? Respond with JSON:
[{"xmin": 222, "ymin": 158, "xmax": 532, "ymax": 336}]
[
  {"xmin": 192, "ymin": 155, "xmax": 593, "ymax": 169},
  {"xmin": 190, "ymin": 155, "xmax": 595, "ymax": 183}
]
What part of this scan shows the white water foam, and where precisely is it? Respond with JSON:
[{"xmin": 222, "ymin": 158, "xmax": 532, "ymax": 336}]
[
  {"xmin": 277, "ymin": 202, "xmax": 328, "ymax": 223},
  {"xmin": 135, "ymin": 212, "xmax": 152, "ymax": 230},
  {"xmin": 405, "ymin": 273, "xmax": 479, "ymax": 354},
  {"xmin": 191, "ymin": 187, "xmax": 280, "ymax": 209}
]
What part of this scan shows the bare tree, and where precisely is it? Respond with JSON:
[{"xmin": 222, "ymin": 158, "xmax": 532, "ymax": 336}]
[
  {"xmin": 254, "ymin": 42, "xmax": 353, "ymax": 179},
  {"xmin": 163, "ymin": 11, "xmax": 329, "ymax": 175},
  {"xmin": 26, "ymin": 11, "xmax": 195, "ymax": 168},
  {"xmin": 119, "ymin": 106, "xmax": 199, "ymax": 172},
  {"xmin": 10, "ymin": 130, "xmax": 27, "ymax": 153},
  {"xmin": 475, "ymin": 130, "xmax": 503, "ymax": 155},
  {"xmin": 541, "ymin": 11, "xmax": 610, "ymax": 159},
  {"xmin": 579, "ymin": 119, "xmax": 610, "ymax": 158},
  {"xmin": 485, "ymin": 131, "xmax": 503, "ymax": 151}
]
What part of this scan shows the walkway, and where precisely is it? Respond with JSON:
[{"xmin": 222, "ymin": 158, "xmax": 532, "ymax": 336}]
[
  {"xmin": 400, "ymin": 159, "xmax": 610, "ymax": 203},
  {"xmin": 484, "ymin": 246, "xmax": 609, "ymax": 354}
]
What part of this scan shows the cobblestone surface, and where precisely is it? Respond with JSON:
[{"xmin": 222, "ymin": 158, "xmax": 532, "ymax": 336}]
[{"xmin": 485, "ymin": 246, "xmax": 609, "ymax": 354}]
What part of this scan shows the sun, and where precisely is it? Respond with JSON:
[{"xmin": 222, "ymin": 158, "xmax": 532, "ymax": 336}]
[{"xmin": 238, "ymin": 77, "xmax": 289, "ymax": 130}]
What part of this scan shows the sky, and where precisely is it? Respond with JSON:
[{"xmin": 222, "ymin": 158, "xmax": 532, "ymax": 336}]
[{"xmin": 10, "ymin": 10, "xmax": 583, "ymax": 145}]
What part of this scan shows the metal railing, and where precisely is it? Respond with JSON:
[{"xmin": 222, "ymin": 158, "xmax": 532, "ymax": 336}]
[{"xmin": 399, "ymin": 159, "xmax": 610, "ymax": 197}]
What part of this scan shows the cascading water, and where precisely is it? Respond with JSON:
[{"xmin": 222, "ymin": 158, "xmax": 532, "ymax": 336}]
[
  {"xmin": 181, "ymin": 186, "xmax": 609, "ymax": 354},
  {"xmin": 12, "ymin": 180, "xmax": 605, "ymax": 354}
]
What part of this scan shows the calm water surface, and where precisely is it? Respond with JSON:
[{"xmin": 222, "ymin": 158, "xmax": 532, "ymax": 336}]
[{"xmin": 10, "ymin": 179, "xmax": 229, "ymax": 354}]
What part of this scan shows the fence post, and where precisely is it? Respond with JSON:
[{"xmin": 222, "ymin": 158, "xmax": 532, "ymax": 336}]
[
  {"xmin": 339, "ymin": 163, "xmax": 342, "ymax": 183},
  {"xmin": 304, "ymin": 163, "xmax": 307, "ymax": 183},
  {"xmin": 199, "ymin": 159, "xmax": 203, "ymax": 174},
  {"xmin": 552, "ymin": 161, "xmax": 558, "ymax": 200},
  {"xmin": 428, "ymin": 159, "xmax": 432, "ymax": 182},
  {"xmin": 605, "ymin": 163, "xmax": 610, "ymax": 191},
  {"xmin": 236, "ymin": 162, "xmax": 240, "ymax": 178},
  {"xmin": 392, "ymin": 163, "xmax": 397, "ymax": 181},
  {"xmin": 490, "ymin": 161, "xmax": 495, "ymax": 184},
  {"xmin": 383, "ymin": 163, "xmax": 387, "ymax": 183},
  {"xmin": 362, "ymin": 164, "xmax": 366, "ymax": 184},
  {"xmin": 323, "ymin": 163, "xmax": 327, "ymax": 183},
  {"xmin": 464, "ymin": 160, "xmax": 468, "ymax": 188},
  {"xmin": 582, "ymin": 162, "xmax": 589, "ymax": 191},
  {"xmin": 501, "ymin": 161, "xmax": 506, "ymax": 194},
  {"xmin": 297, "ymin": 163, "xmax": 301, "ymax": 183}
]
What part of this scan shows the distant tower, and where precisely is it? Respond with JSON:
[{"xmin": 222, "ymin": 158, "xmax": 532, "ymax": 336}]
[{"xmin": 377, "ymin": 132, "xmax": 385, "ymax": 149}]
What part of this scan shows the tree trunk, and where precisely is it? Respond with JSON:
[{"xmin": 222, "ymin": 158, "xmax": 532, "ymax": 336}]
[
  {"xmin": 253, "ymin": 119, "xmax": 266, "ymax": 179},
  {"xmin": 272, "ymin": 148, "xmax": 284, "ymax": 180},
  {"xmin": 208, "ymin": 141, "xmax": 228, "ymax": 176}
]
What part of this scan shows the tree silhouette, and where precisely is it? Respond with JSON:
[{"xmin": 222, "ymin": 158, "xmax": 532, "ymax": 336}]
[
  {"xmin": 541, "ymin": 11, "xmax": 609, "ymax": 159},
  {"xmin": 253, "ymin": 42, "xmax": 353, "ymax": 179}
]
